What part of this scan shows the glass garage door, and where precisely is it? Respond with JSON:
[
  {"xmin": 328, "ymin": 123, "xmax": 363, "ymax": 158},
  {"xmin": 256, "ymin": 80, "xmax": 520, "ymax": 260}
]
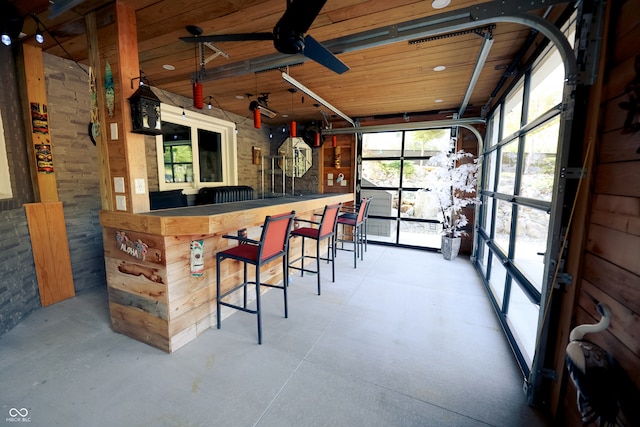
[
  {"xmin": 359, "ymin": 128, "xmax": 451, "ymax": 250},
  {"xmin": 474, "ymin": 29, "xmax": 573, "ymax": 376}
]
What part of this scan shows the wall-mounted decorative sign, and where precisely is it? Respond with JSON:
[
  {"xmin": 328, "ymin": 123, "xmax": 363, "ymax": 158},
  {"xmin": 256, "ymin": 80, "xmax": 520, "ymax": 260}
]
[
  {"xmin": 89, "ymin": 66, "xmax": 100, "ymax": 146},
  {"xmin": 30, "ymin": 102, "xmax": 49, "ymax": 134},
  {"xmin": 190, "ymin": 240, "xmax": 204, "ymax": 277},
  {"xmin": 35, "ymin": 143, "xmax": 54, "ymax": 174},
  {"xmin": 252, "ymin": 147, "xmax": 262, "ymax": 165},
  {"xmin": 116, "ymin": 230, "xmax": 148, "ymax": 261},
  {"xmin": 105, "ymin": 61, "xmax": 115, "ymax": 118}
]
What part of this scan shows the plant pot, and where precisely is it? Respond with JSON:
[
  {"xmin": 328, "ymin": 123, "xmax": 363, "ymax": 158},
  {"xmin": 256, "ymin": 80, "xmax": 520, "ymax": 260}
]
[{"xmin": 441, "ymin": 236, "xmax": 461, "ymax": 260}]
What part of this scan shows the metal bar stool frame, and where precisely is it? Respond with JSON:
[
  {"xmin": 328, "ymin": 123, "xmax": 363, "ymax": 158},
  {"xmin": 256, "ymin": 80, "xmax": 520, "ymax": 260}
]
[
  {"xmin": 289, "ymin": 203, "xmax": 342, "ymax": 296},
  {"xmin": 215, "ymin": 211, "xmax": 296, "ymax": 344},
  {"xmin": 336, "ymin": 197, "xmax": 371, "ymax": 268}
]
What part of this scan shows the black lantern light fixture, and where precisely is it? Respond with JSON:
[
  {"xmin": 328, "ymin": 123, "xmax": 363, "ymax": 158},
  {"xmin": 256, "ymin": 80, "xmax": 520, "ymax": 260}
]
[{"xmin": 129, "ymin": 71, "xmax": 162, "ymax": 135}]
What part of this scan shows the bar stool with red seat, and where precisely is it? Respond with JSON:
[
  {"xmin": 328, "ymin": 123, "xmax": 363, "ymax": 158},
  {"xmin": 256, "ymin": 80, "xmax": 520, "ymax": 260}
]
[
  {"xmin": 289, "ymin": 202, "xmax": 342, "ymax": 296},
  {"xmin": 215, "ymin": 211, "xmax": 296, "ymax": 344},
  {"xmin": 336, "ymin": 197, "xmax": 370, "ymax": 268}
]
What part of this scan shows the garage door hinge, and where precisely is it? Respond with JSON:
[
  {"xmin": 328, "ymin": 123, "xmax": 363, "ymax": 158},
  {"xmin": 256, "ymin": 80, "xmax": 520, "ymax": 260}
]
[
  {"xmin": 555, "ymin": 273, "xmax": 573, "ymax": 288},
  {"xmin": 560, "ymin": 167, "xmax": 586, "ymax": 179},
  {"xmin": 538, "ymin": 368, "xmax": 558, "ymax": 382}
]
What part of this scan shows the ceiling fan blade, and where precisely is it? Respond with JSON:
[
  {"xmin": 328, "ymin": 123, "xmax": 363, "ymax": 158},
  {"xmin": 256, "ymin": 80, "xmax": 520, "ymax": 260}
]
[
  {"xmin": 277, "ymin": 0, "xmax": 327, "ymax": 34},
  {"xmin": 303, "ymin": 35, "xmax": 349, "ymax": 74},
  {"xmin": 180, "ymin": 33, "xmax": 274, "ymax": 43}
]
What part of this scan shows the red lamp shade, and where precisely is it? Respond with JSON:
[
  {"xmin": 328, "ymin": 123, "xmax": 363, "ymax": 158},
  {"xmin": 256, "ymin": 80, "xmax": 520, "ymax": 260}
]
[
  {"xmin": 193, "ymin": 82, "xmax": 203, "ymax": 109},
  {"xmin": 290, "ymin": 121, "xmax": 297, "ymax": 137},
  {"xmin": 332, "ymin": 136, "xmax": 337, "ymax": 148},
  {"xmin": 314, "ymin": 132, "xmax": 320, "ymax": 147},
  {"xmin": 253, "ymin": 108, "xmax": 261, "ymax": 129}
]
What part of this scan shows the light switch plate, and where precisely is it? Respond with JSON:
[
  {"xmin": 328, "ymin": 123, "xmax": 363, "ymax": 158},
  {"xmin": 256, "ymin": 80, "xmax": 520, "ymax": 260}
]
[
  {"xmin": 110, "ymin": 122, "xmax": 118, "ymax": 140},
  {"xmin": 114, "ymin": 177, "xmax": 125, "ymax": 193},
  {"xmin": 115, "ymin": 195, "xmax": 126, "ymax": 211}
]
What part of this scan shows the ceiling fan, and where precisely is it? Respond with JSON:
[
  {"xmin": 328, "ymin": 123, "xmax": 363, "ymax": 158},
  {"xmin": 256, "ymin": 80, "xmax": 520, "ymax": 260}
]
[{"xmin": 179, "ymin": 0, "xmax": 349, "ymax": 75}]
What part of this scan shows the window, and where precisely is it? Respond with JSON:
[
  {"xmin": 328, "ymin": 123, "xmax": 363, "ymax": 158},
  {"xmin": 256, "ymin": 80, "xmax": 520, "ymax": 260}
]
[
  {"xmin": 0, "ymin": 112, "xmax": 12, "ymax": 200},
  {"xmin": 156, "ymin": 104, "xmax": 237, "ymax": 193}
]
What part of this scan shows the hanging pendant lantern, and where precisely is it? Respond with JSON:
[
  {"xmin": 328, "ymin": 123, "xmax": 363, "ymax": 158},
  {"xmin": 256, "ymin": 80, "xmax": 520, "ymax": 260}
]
[
  {"xmin": 291, "ymin": 121, "xmax": 297, "ymax": 137},
  {"xmin": 314, "ymin": 132, "xmax": 320, "ymax": 147},
  {"xmin": 193, "ymin": 82, "xmax": 203, "ymax": 109},
  {"xmin": 332, "ymin": 136, "xmax": 337, "ymax": 148},
  {"xmin": 253, "ymin": 107, "xmax": 261, "ymax": 129},
  {"xmin": 129, "ymin": 82, "xmax": 162, "ymax": 135}
]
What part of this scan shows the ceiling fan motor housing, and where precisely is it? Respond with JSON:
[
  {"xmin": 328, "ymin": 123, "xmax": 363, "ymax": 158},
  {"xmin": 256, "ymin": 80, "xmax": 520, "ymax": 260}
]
[{"xmin": 273, "ymin": 26, "xmax": 304, "ymax": 54}]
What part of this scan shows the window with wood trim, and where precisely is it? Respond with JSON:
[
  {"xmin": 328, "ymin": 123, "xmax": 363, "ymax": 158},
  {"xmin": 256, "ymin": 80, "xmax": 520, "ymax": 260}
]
[{"xmin": 155, "ymin": 104, "xmax": 237, "ymax": 193}]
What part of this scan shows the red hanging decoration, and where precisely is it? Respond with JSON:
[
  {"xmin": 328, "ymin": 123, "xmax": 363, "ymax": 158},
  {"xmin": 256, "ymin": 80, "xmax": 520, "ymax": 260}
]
[
  {"xmin": 290, "ymin": 121, "xmax": 297, "ymax": 137},
  {"xmin": 332, "ymin": 136, "xmax": 337, "ymax": 148},
  {"xmin": 314, "ymin": 132, "xmax": 320, "ymax": 147},
  {"xmin": 193, "ymin": 82, "xmax": 203, "ymax": 109},
  {"xmin": 253, "ymin": 108, "xmax": 261, "ymax": 129}
]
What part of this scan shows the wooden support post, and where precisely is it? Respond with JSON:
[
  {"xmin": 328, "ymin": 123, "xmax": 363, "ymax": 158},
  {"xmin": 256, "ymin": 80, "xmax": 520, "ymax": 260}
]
[
  {"xmin": 19, "ymin": 44, "xmax": 75, "ymax": 306},
  {"xmin": 85, "ymin": 11, "xmax": 113, "ymax": 211},
  {"xmin": 85, "ymin": 1, "xmax": 150, "ymax": 214},
  {"xmin": 111, "ymin": 1, "xmax": 149, "ymax": 213},
  {"xmin": 20, "ymin": 44, "xmax": 59, "ymax": 203}
]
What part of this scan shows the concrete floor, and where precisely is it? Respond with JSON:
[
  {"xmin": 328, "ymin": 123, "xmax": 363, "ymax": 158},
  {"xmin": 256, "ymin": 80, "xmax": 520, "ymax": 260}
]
[{"xmin": 0, "ymin": 245, "xmax": 548, "ymax": 427}]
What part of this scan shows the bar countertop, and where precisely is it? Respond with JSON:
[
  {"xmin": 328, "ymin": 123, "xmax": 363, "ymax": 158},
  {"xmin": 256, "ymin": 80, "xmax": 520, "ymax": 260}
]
[{"xmin": 99, "ymin": 193, "xmax": 353, "ymax": 236}]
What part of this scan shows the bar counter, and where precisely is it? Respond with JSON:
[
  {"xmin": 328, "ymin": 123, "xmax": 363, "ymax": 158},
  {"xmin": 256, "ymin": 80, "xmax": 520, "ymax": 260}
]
[{"xmin": 99, "ymin": 193, "xmax": 352, "ymax": 352}]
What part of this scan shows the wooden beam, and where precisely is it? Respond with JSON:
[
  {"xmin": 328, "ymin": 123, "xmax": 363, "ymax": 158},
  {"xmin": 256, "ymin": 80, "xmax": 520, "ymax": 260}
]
[
  {"xmin": 114, "ymin": 0, "xmax": 150, "ymax": 213},
  {"xmin": 19, "ymin": 43, "xmax": 59, "ymax": 203},
  {"xmin": 85, "ymin": 11, "xmax": 114, "ymax": 211}
]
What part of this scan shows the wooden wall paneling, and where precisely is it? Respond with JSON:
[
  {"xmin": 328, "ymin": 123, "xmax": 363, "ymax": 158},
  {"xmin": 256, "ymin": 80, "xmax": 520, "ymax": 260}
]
[
  {"xmin": 586, "ymin": 223, "xmax": 640, "ymax": 276},
  {"xmin": 609, "ymin": 2, "xmax": 640, "ymax": 65},
  {"xmin": 24, "ymin": 202, "xmax": 75, "ymax": 306},
  {"xmin": 592, "ymin": 193, "xmax": 640, "ymax": 217},
  {"xmin": 603, "ymin": 54, "xmax": 638, "ymax": 103},
  {"xmin": 599, "ymin": 129, "xmax": 640, "ymax": 163},
  {"xmin": 109, "ymin": 302, "xmax": 169, "ymax": 352},
  {"xmin": 102, "ymin": 227, "xmax": 166, "ymax": 264},
  {"xmin": 104, "ymin": 258, "xmax": 167, "ymax": 302},
  {"xmin": 582, "ymin": 252, "xmax": 640, "ymax": 324},
  {"xmin": 108, "ymin": 287, "xmax": 167, "ymax": 320},
  {"xmin": 594, "ymin": 163, "xmax": 640, "ymax": 198},
  {"xmin": 590, "ymin": 202, "xmax": 640, "ymax": 237}
]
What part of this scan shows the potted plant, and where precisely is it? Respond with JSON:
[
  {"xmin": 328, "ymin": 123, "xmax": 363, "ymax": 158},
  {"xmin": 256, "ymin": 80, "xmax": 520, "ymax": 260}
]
[{"xmin": 423, "ymin": 137, "xmax": 479, "ymax": 260}]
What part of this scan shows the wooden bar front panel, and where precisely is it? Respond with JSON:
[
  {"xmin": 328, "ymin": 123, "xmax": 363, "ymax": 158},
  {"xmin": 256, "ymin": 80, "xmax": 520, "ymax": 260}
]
[{"xmin": 101, "ymin": 194, "xmax": 352, "ymax": 352}]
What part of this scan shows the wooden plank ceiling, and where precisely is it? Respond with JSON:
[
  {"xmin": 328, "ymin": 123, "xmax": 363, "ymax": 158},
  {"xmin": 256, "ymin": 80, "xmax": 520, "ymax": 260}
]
[{"xmin": 14, "ymin": 0, "xmax": 570, "ymax": 127}]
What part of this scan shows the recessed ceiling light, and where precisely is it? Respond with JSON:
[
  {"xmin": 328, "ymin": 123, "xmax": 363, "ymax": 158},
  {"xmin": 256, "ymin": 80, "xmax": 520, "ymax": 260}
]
[
  {"xmin": 162, "ymin": 64, "xmax": 175, "ymax": 71},
  {"xmin": 432, "ymin": 0, "xmax": 451, "ymax": 9},
  {"xmin": 235, "ymin": 95, "xmax": 245, "ymax": 99},
  {"xmin": 433, "ymin": 65, "xmax": 446, "ymax": 72},
  {"xmin": 435, "ymin": 99, "xmax": 444, "ymax": 103},
  {"xmin": 282, "ymin": 114, "xmax": 289, "ymax": 118}
]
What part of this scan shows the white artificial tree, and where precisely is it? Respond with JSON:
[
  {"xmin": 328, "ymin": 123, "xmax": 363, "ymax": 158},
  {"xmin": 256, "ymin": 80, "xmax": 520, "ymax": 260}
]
[{"xmin": 423, "ymin": 137, "xmax": 479, "ymax": 238}]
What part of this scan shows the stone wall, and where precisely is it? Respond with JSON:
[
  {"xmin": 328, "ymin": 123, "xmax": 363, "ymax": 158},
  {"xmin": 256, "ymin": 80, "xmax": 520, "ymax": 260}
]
[
  {"xmin": 0, "ymin": 46, "xmax": 39, "ymax": 335},
  {"xmin": 43, "ymin": 53, "xmax": 105, "ymax": 293},
  {"xmin": 0, "ymin": 49, "xmax": 107, "ymax": 336}
]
